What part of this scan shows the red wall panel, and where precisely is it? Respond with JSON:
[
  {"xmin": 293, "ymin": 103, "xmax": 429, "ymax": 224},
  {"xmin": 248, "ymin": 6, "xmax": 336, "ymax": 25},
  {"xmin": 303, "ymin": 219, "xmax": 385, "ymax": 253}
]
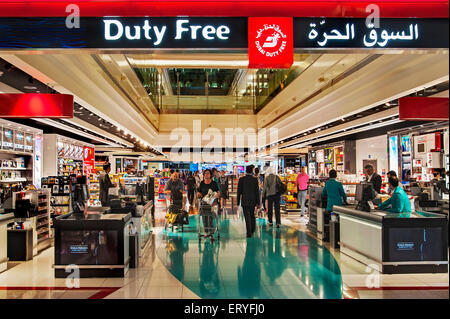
[
  {"xmin": 0, "ymin": 1, "xmax": 447, "ymax": 18},
  {"xmin": 399, "ymin": 97, "xmax": 449, "ymax": 121},
  {"xmin": 0, "ymin": 93, "xmax": 74, "ymax": 118}
]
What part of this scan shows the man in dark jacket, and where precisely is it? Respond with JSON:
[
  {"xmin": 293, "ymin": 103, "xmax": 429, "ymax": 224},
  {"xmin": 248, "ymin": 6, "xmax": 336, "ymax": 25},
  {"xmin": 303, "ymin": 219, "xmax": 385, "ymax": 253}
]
[
  {"xmin": 364, "ymin": 164, "xmax": 382, "ymax": 194},
  {"xmin": 99, "ymin": 163, "xmax": 115, "ymax": 207},
  {"xmin": 237, "ymin": 165, "xmax": 260, "ymax": 238},
  {"xmin": 186, "ymin": 172, "xmax": 197, "ymax": 208}
]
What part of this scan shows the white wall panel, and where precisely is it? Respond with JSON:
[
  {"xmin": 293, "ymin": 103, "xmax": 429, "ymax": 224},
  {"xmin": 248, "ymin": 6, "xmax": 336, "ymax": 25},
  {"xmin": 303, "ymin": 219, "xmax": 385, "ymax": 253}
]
[{"xmin": 356, "ymin": 135, "xmax": 388, "ymax": 177}]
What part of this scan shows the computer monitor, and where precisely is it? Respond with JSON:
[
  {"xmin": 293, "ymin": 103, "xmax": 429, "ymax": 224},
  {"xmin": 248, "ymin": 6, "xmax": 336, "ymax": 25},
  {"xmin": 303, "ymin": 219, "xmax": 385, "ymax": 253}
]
[
  {"xmin": 356, "ymin": 182, "xmax": 376, "ymax": 212},
  {"xmin": 355, "ymin": 184, "xmax": 364, "ymax": 203},
  {"xmin": 410, "ymin": 186, "xmax": 422, "ymax": 196},
  {"xmin": 362, "ymin": 183, "xmax": 376, "ymax": 202},
  {"xmin": 14, "ymin": 199, "xmax": 31, "ymax": 219}
]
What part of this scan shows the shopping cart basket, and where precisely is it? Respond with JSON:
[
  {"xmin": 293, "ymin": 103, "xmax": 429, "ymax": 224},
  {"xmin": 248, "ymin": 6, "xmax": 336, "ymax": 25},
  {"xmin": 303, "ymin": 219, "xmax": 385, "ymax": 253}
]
[
  {"xmin": 198, "ymin": 193, "xmax": 220, "ymax": 242},
  {"xmin": 164, "ymin": 198, "xmax": 189, "ymax": 232}
]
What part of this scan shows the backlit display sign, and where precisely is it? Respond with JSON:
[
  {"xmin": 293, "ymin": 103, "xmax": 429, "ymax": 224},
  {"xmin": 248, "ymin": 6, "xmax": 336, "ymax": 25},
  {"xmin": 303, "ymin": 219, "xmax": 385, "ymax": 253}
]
[{"xmin": 0, "ymin": 17, "xmax": 447, "ymax": 50}]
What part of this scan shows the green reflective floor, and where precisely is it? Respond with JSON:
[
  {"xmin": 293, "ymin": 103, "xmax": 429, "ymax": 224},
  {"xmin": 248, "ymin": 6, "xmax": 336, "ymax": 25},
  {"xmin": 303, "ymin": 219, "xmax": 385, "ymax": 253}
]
[{"xmin": 156, "ymin": 211, "xmax": 343, "ymax": 299}]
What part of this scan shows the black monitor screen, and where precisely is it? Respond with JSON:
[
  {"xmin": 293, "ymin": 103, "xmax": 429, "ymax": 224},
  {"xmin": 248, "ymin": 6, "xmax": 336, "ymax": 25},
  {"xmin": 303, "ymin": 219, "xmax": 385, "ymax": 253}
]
[
  {"xmin": 355, "ymin": 184, "xmax": 364, "ymax": 202},
  {"xmin": 362, "ymin": 183, "xmax": 376, "ymax": 201},
  {"xmin": 388, "ymin": 227, "xmax": 443, "ymax": 261},
  {"xmin": 14, "ymin": 199, "xmax": 30, "ymax": 219}
]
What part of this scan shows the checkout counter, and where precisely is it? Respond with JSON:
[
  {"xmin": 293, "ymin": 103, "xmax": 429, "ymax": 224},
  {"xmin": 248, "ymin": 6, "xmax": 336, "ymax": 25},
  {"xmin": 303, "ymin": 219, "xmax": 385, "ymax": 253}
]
[
  {"xmin": 0, "ymin": 210, "xmax": 15, "ymax": 273},
  {"xmin": 108, "ymin": 199, "xmax": 154, "ymax": 256},
  {"xmin": 53, "ymin": 179, "xmax": 155, "ymax": 278},
  {"xmin": 54, "ymin": 208, "xmax": 132, "ymax": 278},
  {"xmin": 333, "ymin": 205, "xmax": 448, "ymax": 274}
]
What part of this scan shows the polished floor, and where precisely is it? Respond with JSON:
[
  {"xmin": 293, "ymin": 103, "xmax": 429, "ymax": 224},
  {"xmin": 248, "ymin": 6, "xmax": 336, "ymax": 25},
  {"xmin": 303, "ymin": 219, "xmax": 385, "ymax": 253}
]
[{"xmin": 0, "ymin": 200, "xmax": 448, "ymax": 299}]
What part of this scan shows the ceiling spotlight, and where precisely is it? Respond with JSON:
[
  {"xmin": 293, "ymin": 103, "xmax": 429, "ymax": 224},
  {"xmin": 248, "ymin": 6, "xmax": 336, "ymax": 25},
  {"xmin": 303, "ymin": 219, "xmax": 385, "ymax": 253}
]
[
  {"xmin": 24, "ymin": 86, "xmax": 37, "ymax": 90},
  {"xmin": 116, "ymin": 127, "xmax": 120, "ymax": 131}
]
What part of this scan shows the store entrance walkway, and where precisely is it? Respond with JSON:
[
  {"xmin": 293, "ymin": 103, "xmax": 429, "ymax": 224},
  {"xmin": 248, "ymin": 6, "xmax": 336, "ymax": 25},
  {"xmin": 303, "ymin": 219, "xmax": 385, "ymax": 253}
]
[
  {"xmin": 0, "ymin": 199, "xmax": 447, "ymax": 299},
  {"xmin": 156, "ymin": 209, "xmax": 343, "ymax": 299}
]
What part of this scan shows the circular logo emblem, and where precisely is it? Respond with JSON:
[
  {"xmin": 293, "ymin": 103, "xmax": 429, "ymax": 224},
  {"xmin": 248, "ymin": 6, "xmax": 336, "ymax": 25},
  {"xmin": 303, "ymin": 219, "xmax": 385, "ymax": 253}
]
[{"xmin": 255, "ymin": 24, "xmax": 287, "ymax": 58}]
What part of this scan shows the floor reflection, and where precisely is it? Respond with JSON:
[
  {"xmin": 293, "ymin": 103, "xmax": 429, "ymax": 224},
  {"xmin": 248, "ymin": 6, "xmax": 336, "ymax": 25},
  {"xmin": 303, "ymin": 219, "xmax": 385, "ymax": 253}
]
[{"xmin": 156, "ymin": 208, "xmax": 343, "ymax": 299}]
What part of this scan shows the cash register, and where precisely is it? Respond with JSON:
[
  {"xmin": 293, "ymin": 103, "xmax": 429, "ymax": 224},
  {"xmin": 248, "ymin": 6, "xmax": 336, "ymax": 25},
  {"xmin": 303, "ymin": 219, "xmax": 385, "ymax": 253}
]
[{"xmin": 355, "ymin": 182, "xmax": 377, "ymax": 212}]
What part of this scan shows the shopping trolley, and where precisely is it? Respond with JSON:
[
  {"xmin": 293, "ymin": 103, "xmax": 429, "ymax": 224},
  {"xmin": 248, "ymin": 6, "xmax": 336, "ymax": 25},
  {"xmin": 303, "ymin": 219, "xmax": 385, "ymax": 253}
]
[
  {"xmin": 198, "ymin": 190, "xmax": 220, "ymax": 242},
  {"xmin": 164, "ymin": 197, "xmax": 189, "ymax": 232}
]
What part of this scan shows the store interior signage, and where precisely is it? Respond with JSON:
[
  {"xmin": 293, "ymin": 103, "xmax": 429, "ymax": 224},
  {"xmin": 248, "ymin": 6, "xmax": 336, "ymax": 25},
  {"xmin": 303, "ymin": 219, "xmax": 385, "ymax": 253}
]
[
  {"xmin": 104, "ymin": 19, "xmax": 231, "ymax": 44},
  {"xmin": 0, "ymin": 93, "xmax": 74, "ymax": 118},
  {"xmin": 399, "ymin": 97, "xmax": 449, "ymax": 121},
  {"xmin": 294, "ymin": 18, "xmax": 449, "ymax": 49},
  {"xmin": 0, "ymin": 17, "xmax": 447, "ymax": 50},
  {"xmin": 248, "ymin": 17, "xmax": 293, "ymax": 69}
]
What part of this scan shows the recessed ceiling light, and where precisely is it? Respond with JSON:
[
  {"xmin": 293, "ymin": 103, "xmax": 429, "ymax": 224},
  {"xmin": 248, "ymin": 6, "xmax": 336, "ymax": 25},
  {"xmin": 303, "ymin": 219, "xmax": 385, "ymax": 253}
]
[{"xmin": 24, "ymin": 86, "xmax": 37, "ymax": 90}]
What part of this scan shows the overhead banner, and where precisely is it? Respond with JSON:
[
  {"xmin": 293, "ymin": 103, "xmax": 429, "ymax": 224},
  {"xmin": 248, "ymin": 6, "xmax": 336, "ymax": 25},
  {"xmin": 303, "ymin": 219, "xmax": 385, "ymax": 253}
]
[
  {"xmin": 0, "ymin": 17, "xmax": 248, "ymax": 49},
  {"xmin": 294, "ymin": 18, "xmax": 449, "ymax": 49},
  {"xmin": 0, "ymin": 17, "xmax": 448, "ymax": 50},
  {"xmin": 399, "ymin": 97, "xmax": 449, "ymax": 121},
  {"xmin": 0, "ymin": 93, "xmax": 74, "ymax": 118},
  {"xmin": 248, "ymin": 17, "xmax": 293, "ymax": 69}
]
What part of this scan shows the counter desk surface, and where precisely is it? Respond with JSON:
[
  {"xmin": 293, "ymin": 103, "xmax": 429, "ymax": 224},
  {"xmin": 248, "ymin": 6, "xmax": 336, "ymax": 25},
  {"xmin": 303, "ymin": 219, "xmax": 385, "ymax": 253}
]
[
  {"xmin": 334, "ymin": 205, "xmax": 446, "ymax": 223},
  {"xmin": 0, "ymin": 213, "xmax": 14, "ymax": 226},
  {"xmin": 333, "ymin": 205, "xmax": 448, "ymax": 274}
]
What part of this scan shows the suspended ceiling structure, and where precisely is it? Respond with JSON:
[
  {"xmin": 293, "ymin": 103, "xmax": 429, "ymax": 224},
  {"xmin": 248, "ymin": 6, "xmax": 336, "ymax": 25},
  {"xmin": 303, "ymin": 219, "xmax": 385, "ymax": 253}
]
[{"xmin": 0, "ymin": 1, "xmax": 448, "ymax": 160}]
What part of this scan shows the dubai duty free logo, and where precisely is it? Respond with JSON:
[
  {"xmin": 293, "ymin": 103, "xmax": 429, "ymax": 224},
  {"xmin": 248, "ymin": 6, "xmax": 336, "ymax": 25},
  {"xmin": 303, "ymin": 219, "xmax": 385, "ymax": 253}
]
[{"xmin": 254, "ymin": 24, "xmax": 288, "ymax": 58}]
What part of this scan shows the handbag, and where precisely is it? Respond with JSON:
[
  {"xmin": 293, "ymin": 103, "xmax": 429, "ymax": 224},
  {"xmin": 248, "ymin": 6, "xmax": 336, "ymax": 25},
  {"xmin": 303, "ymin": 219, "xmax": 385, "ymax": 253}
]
[{"xmin": 276, "ymin": 177, "xmax": 287, "ymax": 195}]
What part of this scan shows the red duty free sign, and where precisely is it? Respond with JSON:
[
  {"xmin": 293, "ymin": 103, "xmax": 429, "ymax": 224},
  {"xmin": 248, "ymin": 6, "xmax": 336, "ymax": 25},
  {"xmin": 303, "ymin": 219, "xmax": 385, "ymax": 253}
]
[{"xmin": 248, "ymin": 17, "xmax": 294, "ymax": 69}]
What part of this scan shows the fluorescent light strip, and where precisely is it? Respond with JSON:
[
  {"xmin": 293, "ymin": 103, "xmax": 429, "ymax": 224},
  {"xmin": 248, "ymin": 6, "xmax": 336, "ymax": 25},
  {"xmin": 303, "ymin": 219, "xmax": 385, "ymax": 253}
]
[
  {"xmin": 62, "ymin": 118, "xmax": 134, "ymax": 148},
  {"xmin": 128, "ymin": 58, "xmax": 249, "ymax": 68},
  {"xmin": 129, "ymin": 59, "xmax": 307, "ymax": 68},
  {"xmin": 34, "ymin": 118, "xmax": 123, "ymax": 147},
  {"xmin": 291, "ymin": 118, "xmax": 401, "ymax": 149}
]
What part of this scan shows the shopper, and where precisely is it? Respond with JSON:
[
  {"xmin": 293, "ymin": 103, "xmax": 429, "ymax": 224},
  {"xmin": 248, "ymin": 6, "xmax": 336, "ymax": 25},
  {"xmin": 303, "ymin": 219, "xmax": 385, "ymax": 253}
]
[
  {"xmin": 197, "ymin": 169, "xmax": 220, "ymax": 235},
  {"xmin": 322, "ymin": 169, "xmax": 347, "ymax": 222},
  {"xmin": 186, "ymin": 171, "xmax": 197, "ymax": 209},
  {"xmin": 296, "ymin": 166, "xmax": 309, "ymax": 217},
  {"xmin": 262, "ymin": 167, "xmax": 282, "ymax": 228},
  {"xmin": 237, "ymin": 166, "xmax": 260, "ymax": 238},
  {"xmin": 164, "ymin": 171, "xmax": 185, "ymax": 207},
  {"xmin": 194, "ymin": 171, "xmax": 201, "ymax": 187},
  {"xmin": 218, "ymin": 170, "xmax": 229, "ymax": 212},
  {"xmin": 378, "ymin": 176, "xmax": 411, "ymax": 213},
  {"xmin": 259, "ymin": 167, "xmax": 266, "ymax": 211},
  {"xmin": 254, "ymin": 167, "xmax": 263, "ymax": 214},
  {"xmin": 364, "ymin": 164, "xmax": 382, "ymax": 194},
  {"xmin": 99, "ymin": 163, "xmax": 115, "ymax": 207}
]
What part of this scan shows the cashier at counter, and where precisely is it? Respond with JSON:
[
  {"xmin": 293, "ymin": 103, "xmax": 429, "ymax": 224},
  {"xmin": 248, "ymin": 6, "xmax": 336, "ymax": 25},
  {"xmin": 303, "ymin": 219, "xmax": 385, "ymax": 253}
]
[
  {"xmin": 123, "ymin": 166, "xmax": 135, "ymax": 177},
  {"xmin": 323, "ymin": 169, "xmax": 347, "ymax": 213},
  {"xmin": 377, "ymin": 176, "xmax": 411, "ymax": 213}
]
